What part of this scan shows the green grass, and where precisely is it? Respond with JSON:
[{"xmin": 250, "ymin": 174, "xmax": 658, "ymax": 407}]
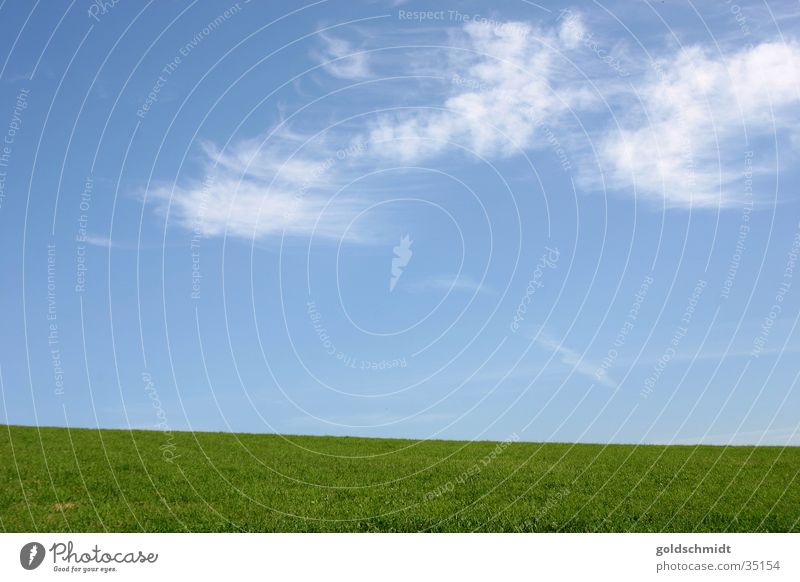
[{"xmin": 1, "ymin": 424, "xmax": 798, "ymax": 532}]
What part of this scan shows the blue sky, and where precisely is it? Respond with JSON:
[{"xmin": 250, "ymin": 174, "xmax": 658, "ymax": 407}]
[{"xmin": 1, "ymin": 0, "xmax": 800, "ymax": 445}]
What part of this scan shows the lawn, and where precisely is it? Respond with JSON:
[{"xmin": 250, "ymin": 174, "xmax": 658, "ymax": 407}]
[{"xmin": 1, "ymin": 425, "xmax": 797, "ymax": 532}]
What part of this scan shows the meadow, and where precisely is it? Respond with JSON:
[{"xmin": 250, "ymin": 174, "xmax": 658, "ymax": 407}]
[{"xmin": 1, "ymin": 425, "xmax": 797, "ymax": 532}]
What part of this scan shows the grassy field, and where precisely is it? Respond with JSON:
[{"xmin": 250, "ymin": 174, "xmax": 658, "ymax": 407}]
[{"xmin": 1, "ymin": 424, "xmax": 797, "ymax": 532}]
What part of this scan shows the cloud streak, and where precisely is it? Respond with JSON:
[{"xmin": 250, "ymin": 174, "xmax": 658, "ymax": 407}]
[
  {"xmin": 535, "ymin": 332, "xmax": 618, "ymax": 389},
  {"xmin": 405, "ymin": 274, "xmax": 489, "ymax": 294}
]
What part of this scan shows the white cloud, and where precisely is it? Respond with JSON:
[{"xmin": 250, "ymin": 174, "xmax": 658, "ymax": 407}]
[
  {"xmin": 557, "ymin": 11, "xmax": 587, "ymax": 49},
  {"xmin": 366, "ymin": 20, "xmax": 591, "ymax": 162},
  {"xmin": 597, "ymin": 41, "xmax": 800, "ymax": 206},
  {"xmin": 157, "ymin": 16, "xmax": 800, "ymax": 244},
  {"xmin": 161, "ymin": 177, "xmax": 362, "ymax": 240},
  {"xmin": 360, "ymin": 21, "xmax": 800, "ymax": 207},
  {"xmin": 151, "ymin": 130, "xmax": 374, "ymax": 242}
]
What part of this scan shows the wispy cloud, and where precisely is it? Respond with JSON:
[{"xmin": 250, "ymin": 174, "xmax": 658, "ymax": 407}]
[
  {"xmin": 315, "ymin": 32, "xmax": 372, "ymax": 80},
  {"xmin": 80, "ymin": 234, "xmax": 115, "ymax": 248},
  {"xmin": 406, "ymin": 274, "xmax": 488, "ymax": 294},
  {"xmin": 534, "ymin": 332, "xmax": 617, "ymax": 389}
]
